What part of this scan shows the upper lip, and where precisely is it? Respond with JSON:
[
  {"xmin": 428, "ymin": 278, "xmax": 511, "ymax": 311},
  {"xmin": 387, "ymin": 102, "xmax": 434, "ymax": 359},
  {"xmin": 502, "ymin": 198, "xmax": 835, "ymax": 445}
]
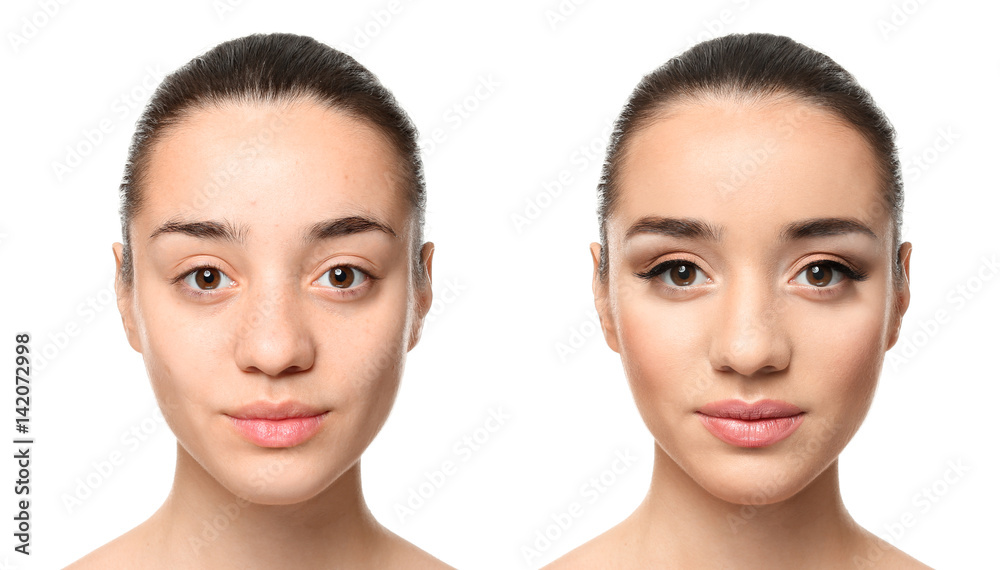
[
  {"xmin": 227, "ymin": 400, "xmax": 327, "ymax": 420},
  {"xmin": 697, "ymin": 399, "xmax": 803, "ymax": 420}
]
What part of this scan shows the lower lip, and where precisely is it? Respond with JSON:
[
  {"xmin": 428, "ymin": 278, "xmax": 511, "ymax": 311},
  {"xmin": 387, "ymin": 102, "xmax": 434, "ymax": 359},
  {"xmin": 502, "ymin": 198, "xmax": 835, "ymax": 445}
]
[
  {"xmin": 228, "ymin": 413, "xmax": 328, "ymax": 448},
  {"xmin": 697, "ymin": 413, "xmax": 804, "ymax": 448}
]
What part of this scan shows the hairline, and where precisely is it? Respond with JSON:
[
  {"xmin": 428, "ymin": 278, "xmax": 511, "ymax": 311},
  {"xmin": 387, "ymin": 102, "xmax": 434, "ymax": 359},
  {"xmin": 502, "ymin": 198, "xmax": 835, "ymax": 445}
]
[
  {"xmin": 120, "ymin": 93, "xmax": 426, "ymax": 287},
  {"xmin": 599, "ymin": 90, "xmax": 902, "ymax": 285}
]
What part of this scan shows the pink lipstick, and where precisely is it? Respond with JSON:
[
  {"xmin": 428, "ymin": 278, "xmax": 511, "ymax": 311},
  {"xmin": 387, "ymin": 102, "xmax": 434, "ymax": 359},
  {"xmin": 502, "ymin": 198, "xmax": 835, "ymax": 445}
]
[
  {"xmin": 226, "ymin": 402, "xmax": 328, "ymax": 448},
  {"xmin": 697, "ymin": 399, "xmax": 804, "ymax": 448}
]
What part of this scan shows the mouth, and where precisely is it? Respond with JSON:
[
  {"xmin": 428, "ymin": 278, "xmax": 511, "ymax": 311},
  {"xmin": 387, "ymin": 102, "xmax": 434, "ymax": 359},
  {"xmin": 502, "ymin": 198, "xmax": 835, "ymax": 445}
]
[
  {"xmin": 225, "ymin": 401, "xmax": 329, "ymax": 448},
  {"xmin": 696, "ymin": 399, "xmax": 804, "ymax": 448}
]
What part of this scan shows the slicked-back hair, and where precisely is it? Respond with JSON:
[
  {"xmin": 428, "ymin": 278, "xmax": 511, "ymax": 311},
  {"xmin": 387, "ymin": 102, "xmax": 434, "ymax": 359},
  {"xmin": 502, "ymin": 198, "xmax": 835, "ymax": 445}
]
[
  {"xmin": 597, "ymin": 33, "xmax": 903, "ymax": 285},
  {"xmin": 118, "ymin": 32, "xmax": 425, "ymax": 284}
]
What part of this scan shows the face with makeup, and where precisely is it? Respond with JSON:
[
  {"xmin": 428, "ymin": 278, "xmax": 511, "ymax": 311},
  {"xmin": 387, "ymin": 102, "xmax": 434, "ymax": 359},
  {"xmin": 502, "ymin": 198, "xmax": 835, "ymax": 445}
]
[
  {"xmin": 113, "ymin": 98, "xmax": 432, "ymax": 504},
  {"xmin": 592, "ymin": 97, "xmax": 911, "ymax": 505}
]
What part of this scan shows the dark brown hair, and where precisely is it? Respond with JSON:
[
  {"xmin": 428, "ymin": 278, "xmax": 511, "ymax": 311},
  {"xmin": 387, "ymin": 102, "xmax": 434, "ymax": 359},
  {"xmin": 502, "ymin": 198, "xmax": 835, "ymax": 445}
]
[
  {"xmin": 597, "ymin": 33, "xmax": 903, "ymax": 283},
  {"xmin": 118, "ymin": 32, "xmax": 425, "ymax": 283}
]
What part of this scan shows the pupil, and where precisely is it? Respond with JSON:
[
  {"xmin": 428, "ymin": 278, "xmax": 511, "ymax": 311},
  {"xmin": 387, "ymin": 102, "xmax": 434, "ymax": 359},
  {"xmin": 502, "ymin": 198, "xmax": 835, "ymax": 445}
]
[
  {"xmin": 196, "ymin": 269, "xmax": 219, "ymax": 289},
  {"xmin": 672, "ymin": 265, "xmax": 693, "ymax": 286},
  {"xmin": 809, "ymin": 265, "xmax": 830, "ymax": 286},
  {"xmin": 331, "ymin": 267, "xmax": 354, "ymax": 288}
]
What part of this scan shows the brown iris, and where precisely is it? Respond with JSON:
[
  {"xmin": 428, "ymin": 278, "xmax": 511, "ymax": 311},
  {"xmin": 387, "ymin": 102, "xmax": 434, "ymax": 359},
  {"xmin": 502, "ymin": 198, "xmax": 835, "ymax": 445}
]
[
  {"xmin": 804, "ymin": 263, "xmax": 833, "ymax": 287},
  {"xmin": 330, "ymin": 266, "xmax": 354, "ymax": 288},
  {"xmin": 669, "ymin": 264, "xmax": 696, "ymax": 286},
  {"xmin": 195, "ymin": 268, "xmax": 222, "ymax": 289}
]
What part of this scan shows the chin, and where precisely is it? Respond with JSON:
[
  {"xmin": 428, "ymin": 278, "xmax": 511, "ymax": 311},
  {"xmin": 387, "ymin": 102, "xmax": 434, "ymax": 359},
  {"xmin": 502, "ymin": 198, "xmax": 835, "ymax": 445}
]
[
  {"xmin": 699, "ymin": 464, "xmax": 818, "ymax": 506},
  {"xmin": 664, "ymin": 439, "xmax": 838, "ymax": 507},
  {"xmin": 227, "ymin": 462, "xmax": 345, "ymax": 505},
  {"xmin": 189, "ymin": 445, "xmax": 356, "ymax": 506},
  {"xmin": 236, "ymin": 484, "xmax": 333, "ymax": 507}
]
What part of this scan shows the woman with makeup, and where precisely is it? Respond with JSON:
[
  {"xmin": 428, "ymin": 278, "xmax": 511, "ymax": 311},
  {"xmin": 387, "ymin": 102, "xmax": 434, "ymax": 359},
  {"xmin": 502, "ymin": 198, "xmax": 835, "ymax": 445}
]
[
  {"xmin": 546, "ymin": 33, "xmax": 929, "ymax": 568},
  {"xmin": 68, "ymin": 33, "xmax": 450, "ymax": 569}
]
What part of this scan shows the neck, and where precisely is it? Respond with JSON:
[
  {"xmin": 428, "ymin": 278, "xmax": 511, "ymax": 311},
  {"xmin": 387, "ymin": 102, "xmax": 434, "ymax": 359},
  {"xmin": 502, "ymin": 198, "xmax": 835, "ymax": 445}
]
[
  {"xmin": 143, "ymin": 443, "xmax": 383, "ymax": 567},
  {"xmin": 628, "ymin": 444, "xmax": 868, "ymax": 569}
]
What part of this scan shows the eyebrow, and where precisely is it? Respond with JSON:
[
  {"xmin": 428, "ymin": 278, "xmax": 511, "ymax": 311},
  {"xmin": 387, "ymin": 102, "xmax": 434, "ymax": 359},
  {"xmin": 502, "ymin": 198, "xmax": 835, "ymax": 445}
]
[
  {"xmin": 624, "ymin": 216, "xmax": 878, "ymax": 242},
  {"xmin": 779, "ymin": 217, "xmax": 878, "ymax": 241},
  {"xmin": 148, "ymin": 218, "xmax": 249, "ymax": 244},
  {"xmin": 148, "ymin": 215, "xmax": 398, "ymax": 245},
  {"xmin": 305, "ymin": 215, "xmax": 398, "ymax": 241},
  {"xmin": 625, "ymin": 216, "xmax": 724, "ymax": 242}
]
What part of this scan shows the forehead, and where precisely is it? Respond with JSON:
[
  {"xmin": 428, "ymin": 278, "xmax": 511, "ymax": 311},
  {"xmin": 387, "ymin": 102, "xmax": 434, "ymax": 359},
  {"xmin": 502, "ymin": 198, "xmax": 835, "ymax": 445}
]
[
  {"xmin": 137, "ymin": 99, "xmax": 411, "ymax": 237},
  {"xmin": 613, "ymin": 98, "xmax": 889, "ymax": 239}
]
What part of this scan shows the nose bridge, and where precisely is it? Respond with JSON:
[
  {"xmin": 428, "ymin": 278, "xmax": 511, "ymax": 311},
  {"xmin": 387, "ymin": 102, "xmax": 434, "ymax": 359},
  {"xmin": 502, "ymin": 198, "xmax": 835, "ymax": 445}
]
[
  {"xmin": 233, "ymin": 275, "xmax": 315, "ymax": 377},
  {"xmin": 709, "ymin": 270, "xmax": 790, "ymax": 376}
]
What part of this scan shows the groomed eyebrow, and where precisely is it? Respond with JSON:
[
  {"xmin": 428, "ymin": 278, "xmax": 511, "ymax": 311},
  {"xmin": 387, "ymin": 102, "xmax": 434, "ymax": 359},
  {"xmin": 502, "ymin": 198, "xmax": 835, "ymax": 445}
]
[
  {"xmin": 624, "ymin": 216, "xmax": 878, "ymax": 242},
  {"xmin": 148, "ymin": 215, "xmax": 398, "ymax": 245},
  {"xmin": 779, "ymin": 217, "xmax": 878, "ymax": 241},
  {"xmin": 625, "ymin": 216, "xmax": 724, "ymax": 242}
]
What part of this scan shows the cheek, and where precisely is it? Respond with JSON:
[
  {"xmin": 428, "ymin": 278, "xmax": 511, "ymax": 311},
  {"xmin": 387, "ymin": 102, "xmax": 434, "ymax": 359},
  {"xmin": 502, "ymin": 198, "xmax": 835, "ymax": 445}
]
[
  {"xmin": 327, "ymin": 297, "xmax": 411, "ymax": 422},
  {"xmin": 789, "ymin": 295, "xmax": 890, "ymax": 437},
  {"xmin": 615, "ymin": 291, "xmax": 708, "ymax": 416},
  {"xmin": 133, "ymin": 292, "xmax": 224, "ymax": 441},
  {"xmin": 302, "ymin": 286, "xmax": 417, "ymax": 461},
  {"xmin": 131, "ymin": 275, "xmax": 414, "ymax": 449}
]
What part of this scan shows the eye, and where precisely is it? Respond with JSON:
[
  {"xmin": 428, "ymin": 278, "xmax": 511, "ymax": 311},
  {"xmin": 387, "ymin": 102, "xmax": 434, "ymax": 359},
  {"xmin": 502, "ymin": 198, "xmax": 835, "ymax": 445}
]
[
  {"xmin": 182, "ymin": 266, "xmax": 234, "ymax": 291},
  {"xmin": 792, "ymin": 260, "xmax": 866, "ymax": 287},
  {"xmin": 316, "ymin": 265, "xmax": 368, "ymax": 289},
  {"xmin": 637, "ymin": 259, "xmax": 710, "ymax": 287}
]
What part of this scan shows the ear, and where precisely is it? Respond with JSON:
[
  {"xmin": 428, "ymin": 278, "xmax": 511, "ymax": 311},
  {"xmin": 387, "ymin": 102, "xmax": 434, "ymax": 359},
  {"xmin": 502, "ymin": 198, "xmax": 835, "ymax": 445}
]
[
  {"xmin": 885, "ymin": 242, "xmax": 912, "ymax": 351},
  {"xmin": 590, "ymin": 242, "xmax": 620, "ymax": 353},
  {"xmin": 407, "ymin": 242, "xmax": 435, "ymax": 351},
  {"xmin": 112, "ymin": 242, "xmax": 143, "ymax": 353}
]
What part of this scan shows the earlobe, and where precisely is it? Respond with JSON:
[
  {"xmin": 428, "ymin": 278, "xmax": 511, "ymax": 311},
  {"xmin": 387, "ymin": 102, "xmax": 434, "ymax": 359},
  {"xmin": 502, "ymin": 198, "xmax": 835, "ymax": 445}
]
[
  {"xmin": 590, "ymin": 242, "xmax": 620, "ymax": 354},
  {"xmin": 112, "ymin": 243, "xmax": 142, "ymax": 354},
  {"xmin": 886, "ymin": 242, "xmax": 912, "ymax": 351},
  {"xmin": 407, "ymin": 242, "xmax": 435, "ymax": 351}
]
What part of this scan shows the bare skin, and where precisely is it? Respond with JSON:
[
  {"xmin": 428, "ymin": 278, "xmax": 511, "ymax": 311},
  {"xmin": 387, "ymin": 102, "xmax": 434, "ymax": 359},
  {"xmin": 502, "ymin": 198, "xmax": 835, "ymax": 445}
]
[
  {"xmin": 67, "ymin": 462, "xmax": 446, "ymax": 569},
  {"xmin": 547, "ymin": 456, "xmax": 927, "ymax": 569},
  {"xmin": 67, "ymin": 99, "xmax": 451, "ymax": 569},
  {"xmin": 546, "ymin": 97, "xmax": 928, "ymax": 569}
]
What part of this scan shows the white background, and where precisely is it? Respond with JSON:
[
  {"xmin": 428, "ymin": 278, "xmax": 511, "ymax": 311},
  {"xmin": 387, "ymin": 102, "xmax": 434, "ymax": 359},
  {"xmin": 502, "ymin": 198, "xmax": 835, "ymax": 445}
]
[{"xmin": 2, "ymin": 0, "xmax": 997, "ymax": 568}]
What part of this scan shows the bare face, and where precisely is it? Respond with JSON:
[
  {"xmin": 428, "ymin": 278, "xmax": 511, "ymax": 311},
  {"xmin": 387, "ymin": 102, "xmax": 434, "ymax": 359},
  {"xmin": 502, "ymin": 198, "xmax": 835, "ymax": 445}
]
[
  {"xmin": 593, "ymin": 98, "xmax": 910, "ymax": 504},
  {"xmin": 114, "ymin": 99, "xmax": 432, "ymax": 505}
]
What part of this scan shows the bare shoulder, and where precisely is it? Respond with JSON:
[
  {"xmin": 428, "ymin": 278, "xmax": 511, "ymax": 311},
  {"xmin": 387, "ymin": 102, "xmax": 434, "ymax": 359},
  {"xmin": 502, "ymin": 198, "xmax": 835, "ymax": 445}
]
[
  {"xmin": 376, "ymin": 528, "xmax": 455, "ymax": 570},
  {"xmin": 879, "ymin": 549, "xmax": 933, "ymax": 570},
  {"xmin": 851, "ymin": 530, "xmax": 932, "ymax": 570},
  {"xmin": 63, "ymin": 523, "xmax": 157, "ymax": 570},
  {"xmin": 543, "ymin": 521, "xmax": 634, "ymax": 570}
]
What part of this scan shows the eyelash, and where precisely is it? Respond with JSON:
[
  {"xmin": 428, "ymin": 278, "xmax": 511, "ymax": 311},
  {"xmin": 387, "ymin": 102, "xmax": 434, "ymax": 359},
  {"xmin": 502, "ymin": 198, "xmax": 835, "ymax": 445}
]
[
  {"xmin": 170, "ymin": 263, "xmax": 378, "ymax": 299},
  {"xmin": 810, "ymin": 259, "xmax": 868, "ymax": 282},
  {"xmin": 634, "ymin": 258, "xmax": 869, "ymax": 285},
  {"xmin": 635, "ymin": 259, "xmax": 698, "ymax": 281},
  {"xmin": 314, "ymin": 264, "xmax": 376, "ymax": 298},
  {"xmin": 170, "ymin": 264, "xmax": 232, "ymax": 298}
]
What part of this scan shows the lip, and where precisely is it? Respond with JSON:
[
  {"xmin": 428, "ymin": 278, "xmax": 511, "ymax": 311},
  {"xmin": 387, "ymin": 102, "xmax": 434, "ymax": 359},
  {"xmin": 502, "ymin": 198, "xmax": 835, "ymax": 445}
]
[
  {"xmin": 696, "ymin": 399, "xmax": 804, "ymax": 448},
  {"xmin": 226, "ymin": 401, "xmax": 328, "ymax": 448}
]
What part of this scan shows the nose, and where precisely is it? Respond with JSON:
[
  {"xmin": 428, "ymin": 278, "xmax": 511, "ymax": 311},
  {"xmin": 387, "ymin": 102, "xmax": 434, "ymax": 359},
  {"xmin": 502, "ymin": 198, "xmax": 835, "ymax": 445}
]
[
  {"xmin": 708, "ymin": 279, "xmax": 791, "ymax": 377},
  {"xmin": 233, "ymin": 285, "xmax": 316, "ymax": 378}
]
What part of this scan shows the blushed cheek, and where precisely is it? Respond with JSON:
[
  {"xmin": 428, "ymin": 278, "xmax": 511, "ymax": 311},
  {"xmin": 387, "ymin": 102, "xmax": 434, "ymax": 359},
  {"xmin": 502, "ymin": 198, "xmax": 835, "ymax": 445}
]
[
  {"xmin": 797, "ymin": 304, "xmax": 887, "ymax": 435},
  {"xmin": 616, "ymin": 298, "xmax": 703, "ymax": 424}
]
